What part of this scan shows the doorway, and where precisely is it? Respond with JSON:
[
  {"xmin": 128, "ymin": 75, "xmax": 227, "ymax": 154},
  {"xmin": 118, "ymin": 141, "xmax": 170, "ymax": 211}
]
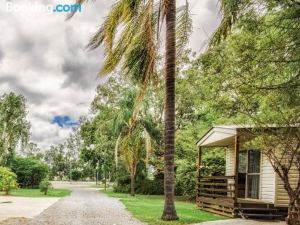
[{"xmin": 237, "ymin": 150, "xmax": 261, "ymax": 199}]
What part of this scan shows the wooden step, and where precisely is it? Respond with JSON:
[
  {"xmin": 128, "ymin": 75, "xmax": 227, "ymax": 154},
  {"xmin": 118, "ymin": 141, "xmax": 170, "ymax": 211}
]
[
  {"xmin": 239, "ymin": 213, "xmax": 283, "ymax": 218},
  {"xmin": 239, "ymin": 208, "xmax": 278, "ymax": 212},
  {"xmin": 238, "ymin": 210, "xmax": 285, "ymax": 220}
]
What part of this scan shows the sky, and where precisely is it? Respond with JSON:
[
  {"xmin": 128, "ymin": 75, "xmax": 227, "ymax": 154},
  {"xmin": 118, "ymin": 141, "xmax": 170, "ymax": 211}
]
[{"xmin": 0, "ymin": 0, "xmax": 221, "ymax": 150}]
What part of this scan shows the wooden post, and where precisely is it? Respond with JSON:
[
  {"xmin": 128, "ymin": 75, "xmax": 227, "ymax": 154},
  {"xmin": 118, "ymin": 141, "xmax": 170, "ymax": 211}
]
[
  {"xmin": 198, "ymin": 146, "xmax": 202, "ymax": 171},
  {"xmin": 197, "ymin": 146, "xmax": 202, "ymax": 205},
  {"xmin": 234, "ymin": 132, "xmax": 239, "ymax": 203}
]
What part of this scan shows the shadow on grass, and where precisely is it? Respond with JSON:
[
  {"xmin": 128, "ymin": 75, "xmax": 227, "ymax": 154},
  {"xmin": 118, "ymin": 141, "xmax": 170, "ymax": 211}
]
[{"xmin": 102, "ymin": 189, "xmax": 227, "ymax": 225}]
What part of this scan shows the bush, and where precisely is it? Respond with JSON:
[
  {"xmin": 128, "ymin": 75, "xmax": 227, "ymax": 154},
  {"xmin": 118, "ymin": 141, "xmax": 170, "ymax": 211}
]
[
  {"xmin": 114, "ymin": 164, "xmax": 164, "ymax": 195},
  {"xmin": 137, "ymin": 176, "xmax": 164, "ymax": 195},
  {"xmin": 39, "ymin": 178, "xmax": 52, "ymax": 195},
  {"xmin": 113, "ymin": 174, "xmax": 131, "ymax": 193},
  {"xmin": 176, "ymin": 160, "xmax": 197, "ymax": 199},
  {"xmin": 71, "ymin": 170, "xmax": 82, "ymax": 181},
  {"xmin": 11, "ymin": 157, "xmax": 49, "ymax": 188},
  {"xmin": 0, "ymin": 167, "xmax": 18, "ymax": 194},
  {"xmin": 202, "ymin": 156, "xmax": 225, "ymax": 176}
]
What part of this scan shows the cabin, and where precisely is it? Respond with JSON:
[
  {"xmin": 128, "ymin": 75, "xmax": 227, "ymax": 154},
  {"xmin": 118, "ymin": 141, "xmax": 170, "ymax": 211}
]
[{"xmin": 196, "ymin": 125, "xmax": 299, "ymax": 219}]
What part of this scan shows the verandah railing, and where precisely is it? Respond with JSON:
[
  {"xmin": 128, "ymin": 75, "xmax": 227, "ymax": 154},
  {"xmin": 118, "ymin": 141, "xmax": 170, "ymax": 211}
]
[{"xmin": 197, "ymin": 176, "xmax": 235, "ymax": 199}]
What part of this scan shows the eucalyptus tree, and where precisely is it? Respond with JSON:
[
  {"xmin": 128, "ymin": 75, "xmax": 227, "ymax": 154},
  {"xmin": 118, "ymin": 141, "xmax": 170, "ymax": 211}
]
[
  {"xmin": 0, "ymin": 93, "xmax": 30, "ymax": 166},
  {"xmin": 23, "ymin": 142, "xmax": 41, "ymax": 158},
  {"xmin": 44, "ymin": 144, "xmax": 68, "ymax": 180},
  {"xmin": 65, "ymin": 129, "xmax": 81, "ymax": 181},
  {"xmin": 80, "ymin": 79, "xmax": 128, "ymax": 183}
]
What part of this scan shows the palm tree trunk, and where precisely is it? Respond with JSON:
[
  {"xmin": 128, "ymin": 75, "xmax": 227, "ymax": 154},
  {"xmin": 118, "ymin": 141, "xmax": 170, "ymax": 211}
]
[{"xmin": 161, "ymin": 0, "xmax": 178, "ymax": 221}]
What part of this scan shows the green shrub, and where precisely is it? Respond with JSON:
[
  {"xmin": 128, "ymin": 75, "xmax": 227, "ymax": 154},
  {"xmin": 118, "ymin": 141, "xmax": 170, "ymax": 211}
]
[
  {"xmin": 39, "ymin": 178, "xmax": 52, "ymax": 195},
  {"xmin": 202, "ymin": 156, "xmax": 225, "ymax": 176},
  {"xmin": 114, "ymin": 169, "xmax": 164, "ymax": 195},
  {"xmin": 113, "ymin": 174, "xmax": 131, "ymax": 193},
  {"xmin": 71, "ymin": 170, "xmax": 82, "ymax": 181},
  {"xmin": 11, "ymin": 157, "xmax": 49, "ymax": 188},
  {"xmin": 176, "ymin": 160, "xmax": 197, "ymax": 199},
  {"xmin": 137, "ymin": 177, "xmax": 164, "ymax": 195},
  {"xmin": 0, "ymin": 167, "xmax": 18, "ymax": 194}
]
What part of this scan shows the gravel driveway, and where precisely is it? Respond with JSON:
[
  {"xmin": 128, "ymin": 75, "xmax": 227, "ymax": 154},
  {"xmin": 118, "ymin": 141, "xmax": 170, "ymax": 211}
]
[
  {"xmin": 2, "ymin": 182, "xmax": 145, "ymax": 225},
  {"xmin": 31, "ymin": 182, "xmax": 144, "ymax": 225}
]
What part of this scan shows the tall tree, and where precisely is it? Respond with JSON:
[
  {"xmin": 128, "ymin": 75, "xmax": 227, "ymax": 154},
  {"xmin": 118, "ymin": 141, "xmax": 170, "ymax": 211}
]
[
  {"xmin": 0, "ymin": 93, "xmax": 30, "ymax": 166},
  {"xmin": 69, "ymin": 0, "xmax": 192, "ymax": 220},
  {"xmin": 120, "ymin": 124, "xmax": 146, "ymax": 196},
  {"xmin": 44, "ymin": 144, "xmax": 68, "ymax": 180},
  {"xmin": 162, "ymin": 0, "xmax": 178, "ymax": 220}
]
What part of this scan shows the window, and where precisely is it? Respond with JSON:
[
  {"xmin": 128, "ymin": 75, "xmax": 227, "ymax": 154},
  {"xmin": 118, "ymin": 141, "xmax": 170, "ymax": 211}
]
[{"xmin": 238, "ymin": 150, "xmax": 261, "ymax": 199}]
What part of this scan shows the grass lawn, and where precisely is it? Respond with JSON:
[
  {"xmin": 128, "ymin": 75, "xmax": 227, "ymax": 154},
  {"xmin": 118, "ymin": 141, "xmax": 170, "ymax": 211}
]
[
  {"xmin": 103, "ymin": 190, "xmax": 226, "ymax": 225},
  {"xmin": 0, "ymin": 188, "xmax": 72, "ymax": 198}
]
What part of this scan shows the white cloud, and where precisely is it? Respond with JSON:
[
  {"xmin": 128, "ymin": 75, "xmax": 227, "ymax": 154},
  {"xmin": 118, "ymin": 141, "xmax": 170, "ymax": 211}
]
[{"xmin": 0, "ymin": 0, "xmax": 220, "ymax": 150}]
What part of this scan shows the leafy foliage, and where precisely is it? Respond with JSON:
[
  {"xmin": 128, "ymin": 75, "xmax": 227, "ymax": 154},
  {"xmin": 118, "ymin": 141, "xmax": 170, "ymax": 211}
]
[
  {"xmin": 175, "ymin": 160, "xmax": 196, "ymax": 198},
  {"xmin": 202, "ymin": 152, "xmax": 226, "ymax": 176},
  {"xmin": 44, "ymin": 144, "xmax": 68, "ymax": 179},
  {"xmin": 0, "ymin": 166, "xmax": 18, "ymax": 194},
  {"xmin": 11, "ymin": 157, "xmax": 48, "ymax": 188},
  {"xmin": 195, "ymin": 1, "xmax": 300, "ymax": 223},
  {"xmin": 0, "ymin": 93, "xmax": 30, "ymax": 166},
  {"xmin": 39, "ymin": 178, "xmax": 52, "ymax": 195}
]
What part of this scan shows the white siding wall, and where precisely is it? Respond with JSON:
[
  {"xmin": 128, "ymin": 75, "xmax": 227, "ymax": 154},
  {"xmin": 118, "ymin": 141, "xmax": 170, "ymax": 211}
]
[
  {"xmin": 225, "ymin": 146, "xmax": 235, "ymax": 197},
  {"xmin": 260, "ymin": 154, "xmax": 276, "ymax": 203},
  {"xmin": 226, "ymin": 147, "xmax": 276, "ymax": 203},
  {"xmin": 226, "ymin": 146, "xmax": 235, "ymax": 176}
]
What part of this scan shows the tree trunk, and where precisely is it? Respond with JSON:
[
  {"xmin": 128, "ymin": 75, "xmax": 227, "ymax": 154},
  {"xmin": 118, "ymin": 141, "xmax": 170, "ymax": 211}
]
[
  {"xmin": 104, "ymin": 170, "xmax": 107, "ymax": 191},
  {"xmin": 130, "ymin": 173, "xmax": 135, "ymax": 196},
  {"xmin": 161, "ymin": 0, "xmax": 178, "ymax": 221},
  {"xmin": 286, "ymin": 195, "xmax": 300, "ymax": 225}
]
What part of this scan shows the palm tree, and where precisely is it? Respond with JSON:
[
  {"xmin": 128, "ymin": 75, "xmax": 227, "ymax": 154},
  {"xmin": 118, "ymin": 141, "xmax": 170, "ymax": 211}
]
[
  {"xmin": 69, "ymin": 0, "xmax": 191, "ymax": 221},
  {"xmin": 161, "ymin": 0, "xmax": 178, "ymax": 220},
  {"xmin": 112, "ymin": 88, "xmax": 154, "ymax": 197},
  {"xmin": 120, "ymin": 123, "xmax": 147, "ymax": 196}
]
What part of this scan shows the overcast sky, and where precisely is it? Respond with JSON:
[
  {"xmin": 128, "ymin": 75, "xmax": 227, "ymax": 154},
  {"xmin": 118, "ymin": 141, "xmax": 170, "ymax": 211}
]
[{"xmin": 0, "ymin": 0, "xmax": 221, "ymax": 150}]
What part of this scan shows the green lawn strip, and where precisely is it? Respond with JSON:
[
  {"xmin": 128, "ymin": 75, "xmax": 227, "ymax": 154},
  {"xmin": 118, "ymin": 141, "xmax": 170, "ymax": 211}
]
[
  {"xmin": 0, "ymin": 188, "xmax": 72, "ymax": 198},
  {"xmin": 103, "ymin": 190, "xmax": 226, "ymax": 225}
]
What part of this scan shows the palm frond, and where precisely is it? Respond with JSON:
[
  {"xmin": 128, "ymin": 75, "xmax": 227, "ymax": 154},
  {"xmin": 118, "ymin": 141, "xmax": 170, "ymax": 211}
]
[
  {"xmin": 87, "ymin": 1, "xmax": 125, "ymax": 51},
  {"xmin": 176, "ymin": 0, "xmax": 192, "ymax": 58},
  {"xmin": 157, "ymin": 0, "xmax": 167, "ymax": 40},
  {"xmin": 209, "ymin": 0, "xmax": 246, "ymax": 46},
  {"xmin": 120, "ymin": 125, "xmax": 144, "ymax": 175},
  {"xmin": 124, "ymin": 1, "xmax": 157, "ymax": 129},
  {"xmin": 99, "ymin": 16, "xmax": 138, "ymax": 75}
]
